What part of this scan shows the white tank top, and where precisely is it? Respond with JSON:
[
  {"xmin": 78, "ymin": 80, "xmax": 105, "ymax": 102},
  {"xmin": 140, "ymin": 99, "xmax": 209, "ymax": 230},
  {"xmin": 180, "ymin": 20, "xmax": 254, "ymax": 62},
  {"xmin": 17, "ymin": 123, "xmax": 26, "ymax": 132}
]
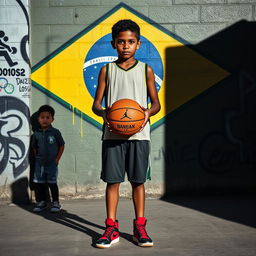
[{"xmin": 103, "ymin": 60, "xmax": 150, "ymax": 140}]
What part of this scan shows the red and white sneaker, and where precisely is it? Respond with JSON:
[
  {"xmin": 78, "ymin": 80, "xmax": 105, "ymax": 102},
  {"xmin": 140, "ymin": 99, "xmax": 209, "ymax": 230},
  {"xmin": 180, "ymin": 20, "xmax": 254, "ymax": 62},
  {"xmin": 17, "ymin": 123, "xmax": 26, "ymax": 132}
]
[
  {"xmin": 133, "ymin": 217, "xmax": 154, "ymax": 247},
  {"xmin": 96, "ymin": 218, "xmax": 119, "ymax": 248}
]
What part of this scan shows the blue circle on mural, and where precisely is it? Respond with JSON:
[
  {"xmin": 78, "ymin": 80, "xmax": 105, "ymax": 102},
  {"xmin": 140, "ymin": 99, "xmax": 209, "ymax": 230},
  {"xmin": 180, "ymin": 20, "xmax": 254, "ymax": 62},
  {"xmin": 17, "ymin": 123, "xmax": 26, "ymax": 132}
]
[{"xmin": 83, "ymin": 33, "xmax": 163, "ymax": 107}]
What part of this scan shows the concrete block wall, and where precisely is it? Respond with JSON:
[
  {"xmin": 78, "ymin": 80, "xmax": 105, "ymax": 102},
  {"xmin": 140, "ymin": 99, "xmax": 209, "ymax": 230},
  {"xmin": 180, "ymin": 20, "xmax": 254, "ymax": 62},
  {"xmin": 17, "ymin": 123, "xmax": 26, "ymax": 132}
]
[
  {"xmin": 30, "ymin": 0, "xmax": 256, "ymax": 198},
  {"xmin": 31, "ymin": 0, "xmax": 256, "ymax": 62}
]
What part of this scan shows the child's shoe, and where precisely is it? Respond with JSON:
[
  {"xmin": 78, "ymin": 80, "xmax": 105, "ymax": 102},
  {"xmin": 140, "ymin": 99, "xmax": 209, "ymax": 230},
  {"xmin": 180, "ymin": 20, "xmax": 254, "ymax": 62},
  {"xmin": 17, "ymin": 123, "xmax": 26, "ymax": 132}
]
[
  {"xmin": 133, "ymin": 217, "xmax": 154, "ymax": 247},
  {"xmin": 33, "ymin": 201, "xmax": 47, "ymax": 212},
  {"xmin": 96, "ymin": 218, "xmax": 119, "ymax": 248},
  {"xmin": 50, "ymin": 201, "xmax": 61, "ymax": 213}
]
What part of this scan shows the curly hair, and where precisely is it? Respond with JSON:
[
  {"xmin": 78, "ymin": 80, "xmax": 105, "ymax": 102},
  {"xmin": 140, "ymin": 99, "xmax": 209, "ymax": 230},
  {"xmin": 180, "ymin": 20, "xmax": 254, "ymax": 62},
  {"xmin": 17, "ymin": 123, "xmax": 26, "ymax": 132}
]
[
  {"xmin": 38, "ymin": 105, "xmax": 55, "ymax": 118},
  {"xmin": 112, "ymin": 19, "xmax": 140, "ymax": 41}
]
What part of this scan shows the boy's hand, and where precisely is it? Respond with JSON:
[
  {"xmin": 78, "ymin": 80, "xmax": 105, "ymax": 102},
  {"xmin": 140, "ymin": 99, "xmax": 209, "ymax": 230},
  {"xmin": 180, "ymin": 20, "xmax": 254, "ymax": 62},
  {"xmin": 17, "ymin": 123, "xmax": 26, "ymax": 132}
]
[
  {"xmin": 102, "ymin": 109, "xmax": 110, "ymax": 127},
  {"xmin": 55, "ymin": 145, "xmax": 64, "ymax": 165},
  {"xmin": 140, "ymin": 107, "xmax": 150, "ymax": 131}
]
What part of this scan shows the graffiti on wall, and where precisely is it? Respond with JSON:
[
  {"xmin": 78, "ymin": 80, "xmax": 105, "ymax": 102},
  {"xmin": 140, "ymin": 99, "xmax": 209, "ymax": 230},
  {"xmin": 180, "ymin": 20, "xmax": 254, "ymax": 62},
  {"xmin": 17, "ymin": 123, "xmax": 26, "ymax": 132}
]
[{"xmin": 0, "ymin": 0, "xmax": 30, "ymax": 185}]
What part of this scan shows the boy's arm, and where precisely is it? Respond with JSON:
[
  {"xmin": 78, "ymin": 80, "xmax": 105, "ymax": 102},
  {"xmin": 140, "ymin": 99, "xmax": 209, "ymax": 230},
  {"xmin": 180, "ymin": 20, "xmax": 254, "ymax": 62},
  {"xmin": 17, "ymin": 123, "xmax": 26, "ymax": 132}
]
[
  {"xmin": 92, "ymin": 65, "xmax": 108, "ymax": 124},
  {"xmin": 141, "ymin": 65, "xmax": 161, "ymax": 128},
  {"xmin": 32, "ymin": 148, "xmax": 37, "ymax": 157},
  {"xmin": 55, "ymin": 145, "xmax": 64, "ymax": 165},
  {"xmin": 31, "ymin": 134, "xmax": 37, "ymax": 157}
]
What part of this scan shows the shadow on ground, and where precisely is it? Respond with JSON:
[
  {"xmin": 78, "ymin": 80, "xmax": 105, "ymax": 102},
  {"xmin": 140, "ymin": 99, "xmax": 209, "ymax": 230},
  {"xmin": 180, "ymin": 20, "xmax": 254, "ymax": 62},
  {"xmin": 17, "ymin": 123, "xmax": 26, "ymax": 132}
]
[
  {"xmin": 15, "ymin": 203, "xmax": 133, "ymax": 247},
  {"xmin": 162, "ymin": 195, "xmax": 256, "ymax": 228}
]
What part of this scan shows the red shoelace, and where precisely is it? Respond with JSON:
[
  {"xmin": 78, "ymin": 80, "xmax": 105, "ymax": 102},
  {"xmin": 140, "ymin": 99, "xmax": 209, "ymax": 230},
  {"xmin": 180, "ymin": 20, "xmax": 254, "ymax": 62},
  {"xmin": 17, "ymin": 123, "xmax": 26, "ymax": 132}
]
[
  {"xmin": 102, "ymin": 226, "xmax": 115, "ymax": 238},
  {"xmin": 136, "ymin": 224, "xmax": 149, "ymax": 238}
]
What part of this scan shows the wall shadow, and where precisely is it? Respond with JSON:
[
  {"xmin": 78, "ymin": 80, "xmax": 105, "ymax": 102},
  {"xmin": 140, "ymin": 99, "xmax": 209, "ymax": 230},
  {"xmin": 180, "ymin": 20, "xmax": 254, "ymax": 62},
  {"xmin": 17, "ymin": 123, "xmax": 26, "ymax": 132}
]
[
  {"xmin": 10, "ymin": 177, "xmax": 30, "ymax": 204},
  {"xmin": 162, "ymin": 20, "xmax": 256, "ymax": 227}
]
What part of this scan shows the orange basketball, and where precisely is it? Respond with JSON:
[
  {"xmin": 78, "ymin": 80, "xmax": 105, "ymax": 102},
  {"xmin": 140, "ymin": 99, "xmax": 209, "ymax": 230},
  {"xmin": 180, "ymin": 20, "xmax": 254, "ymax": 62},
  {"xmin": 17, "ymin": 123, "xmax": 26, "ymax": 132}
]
[{"xmin": 107, "ymin": 99, "xmax": 145, "ymax": 136}]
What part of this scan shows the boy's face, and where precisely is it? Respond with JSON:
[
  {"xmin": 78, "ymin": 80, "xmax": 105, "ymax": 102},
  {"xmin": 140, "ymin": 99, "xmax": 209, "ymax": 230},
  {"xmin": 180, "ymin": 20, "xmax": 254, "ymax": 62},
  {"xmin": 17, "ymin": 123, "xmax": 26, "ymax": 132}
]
[
  {"xmin": 38, "ymin": 111, "xmax": 54, "ymax": 130},
  {"xmin": 112, "ymin": 30, "xmax": 141, "ymax": 60}
]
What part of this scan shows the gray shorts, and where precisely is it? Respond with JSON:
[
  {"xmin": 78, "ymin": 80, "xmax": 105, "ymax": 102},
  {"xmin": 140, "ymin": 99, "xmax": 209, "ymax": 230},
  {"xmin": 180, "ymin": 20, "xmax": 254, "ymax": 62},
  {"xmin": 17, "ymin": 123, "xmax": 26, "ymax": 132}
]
[
  {"xmin": 101, "ymin": 140, "xmax": 151, "ymax": 183},
  {"xmin": 33, "ymin": 161, "xmax": 58, "ymax": 184}
]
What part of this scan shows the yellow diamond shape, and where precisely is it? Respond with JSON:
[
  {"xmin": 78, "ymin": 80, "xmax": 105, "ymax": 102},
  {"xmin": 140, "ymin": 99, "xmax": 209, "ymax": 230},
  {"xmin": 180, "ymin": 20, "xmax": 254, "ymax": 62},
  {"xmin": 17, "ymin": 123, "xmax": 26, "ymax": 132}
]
[{"xmin": 31, "ymin": 3, "xmax": 229, "ymax": 129}]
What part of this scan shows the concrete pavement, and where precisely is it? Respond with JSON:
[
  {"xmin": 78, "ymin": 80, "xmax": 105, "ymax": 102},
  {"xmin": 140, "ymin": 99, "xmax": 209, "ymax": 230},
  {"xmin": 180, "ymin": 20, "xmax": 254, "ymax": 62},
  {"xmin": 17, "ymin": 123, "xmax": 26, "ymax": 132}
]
[{"xmin": 0, "ymin": 196, "xmax": 256, "ymax": 256}]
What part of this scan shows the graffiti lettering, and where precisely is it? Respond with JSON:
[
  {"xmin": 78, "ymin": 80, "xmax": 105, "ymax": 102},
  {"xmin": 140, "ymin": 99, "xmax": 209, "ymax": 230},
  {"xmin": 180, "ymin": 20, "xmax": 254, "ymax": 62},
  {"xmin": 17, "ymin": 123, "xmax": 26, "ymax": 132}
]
[
  {"xmin": 154, "ymin": 142, "xmax": 196, "ymax": 164},
  {"xmin": 16, "ymin": 78, "xmax": 30, "ymax": 85},
  {"xmin": 199, "ymin": 132, "xmax": 256, "ymax": 173},
  {"xmin": 19, "ymin": 85, "xmax": 30, "ymax": 93},
  {"xmin": 0, "ymin": 68, "xmax": 26, "ymax": 77}
]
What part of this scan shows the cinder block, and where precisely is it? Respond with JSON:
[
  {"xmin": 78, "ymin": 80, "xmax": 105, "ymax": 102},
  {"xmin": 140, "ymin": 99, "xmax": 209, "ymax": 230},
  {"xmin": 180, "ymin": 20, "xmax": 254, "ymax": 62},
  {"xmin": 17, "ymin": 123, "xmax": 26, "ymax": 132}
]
[
  {"xmin": 174, "ymin": 0, "xmax": 225, "ymax": 4},
  {"xmin": 30, "ymin": 42, "xmax": 66, "ymax": 64},
  {"xmin": 149, "ymin": 6, "xmax": 199, "ymax": 23},
  {"xmin": 58, "ymin": 172, "xmax": 76, "ymax": 187},
  {"xmin": 58, "ymin": 153, "xmax": 75, "ymax": 173},
  {"xmin": 31, "ymin": 25, "xmax": 50, "ymax": 43},
  {"xmin": 50, "ymin": 25, "xmax": 87, "ymax": 42},
  {"xmin": 74, "ymin": 7, "xmax": 113, "ymax": 24},
  {"xmin": 0, "ymin": 6, "xmax": 27, "ymax": 24},
  {"xmin": 151, "ymin": 123, "xmax": 165, "ymax": 137},
  {"xmin": 30, "ymin": 87, "xmax": 61, "ymax": 113},
  {"xmin": 102, "ymin": 0, "xmax": 173, "ymax": 6},
  {"xmin": 227, "ymin": 0, "xmax": 256, "ymax": 3},
  {"xmin": 32, "ymin": 7, "xmax": 74, "ymax": 25},
  {"xmin": 146, "ymin": 0, "xmax": 173, "ymax": 5},
  {"xmin": 30, "ymin": 0, "xmax": 49, "ymax": 7},
  {"xmin": 0, "ymin": 7, "xmax": 8, "ymax": 24},
  {"xmin": 2, "ymin": 24, "xmax": 28, "ymax": 42},
  {"xmin": 175, "ymin": 24, "xmax": 226, "ymax": 42},
  {"xmin": 75, "ymin": 152, "xmax": 101, "ymax": 184},
  {"xmin": 50, "ymin": 0, "xmax": 101, "ymax": 6},
  {"xmin": 6, "ymin": 0, "xmax": 16, "ymax": 5},
  {"xmin": 62, "ymin": 135, "xmax": 87, "ymax": 153},
  {"xmin": 58, "ymin": 154, "xmax": 76, "ymax": 186},
  {"xmin": 75, "ymin": 6, "xmax": 149, "ymax": 24},
  {"xmin": 5, "ymin": 0, "xmax": 28, "ymax": 6},
  {"xmin": 53, "ymin": 116, "xmax": 81, "ymax": 136},
  {"xmin": 151, "ymin": 132, "xmax": 164, "ymax": 150},
  {"xmin": 63, "ymin": 134, "xmax": 100, "ymax": 154},
  {"xmin": 75, "ymin": 154, "xmax": 101, "ymax": 173},
  {"xmin": 160, "ymin": 24, "xmax": 175, "ymax": 33},
  {"xmin": 201, "ymin": 5, "xmax": 252, "ymax": 22}
]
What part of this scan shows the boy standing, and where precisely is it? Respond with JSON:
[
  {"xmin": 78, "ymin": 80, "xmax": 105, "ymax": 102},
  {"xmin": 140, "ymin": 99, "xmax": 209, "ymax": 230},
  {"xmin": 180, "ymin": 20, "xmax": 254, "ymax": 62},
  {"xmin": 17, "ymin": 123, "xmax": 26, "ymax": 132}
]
[
  {"xmin": 32, "ymin": 105, "xmax": 65, "ymax": 213},
  {"xmin": 92, "ymin": 20, "xmax": 160, "ymax": 248}
]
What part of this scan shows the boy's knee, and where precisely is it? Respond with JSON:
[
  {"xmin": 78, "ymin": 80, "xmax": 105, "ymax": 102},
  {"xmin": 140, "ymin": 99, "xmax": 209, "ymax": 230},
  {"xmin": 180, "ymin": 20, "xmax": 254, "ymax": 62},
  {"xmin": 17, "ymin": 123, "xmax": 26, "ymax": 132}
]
[
  {"xmin": 130, "ymin": 182, "xmax": 144, "ymax": 188},
  {"xmin": 107, "ymin": 183, "xmax": 120, "ymax": 189}
]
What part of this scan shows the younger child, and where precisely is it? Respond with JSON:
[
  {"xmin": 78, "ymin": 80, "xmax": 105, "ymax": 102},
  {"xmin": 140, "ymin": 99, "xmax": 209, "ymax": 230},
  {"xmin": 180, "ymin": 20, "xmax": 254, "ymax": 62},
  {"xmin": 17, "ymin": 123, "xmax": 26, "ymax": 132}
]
[
  {"xmin": 92, "ymin": 19, "xmax": 161, "ymax": 248},
  {"xmin": 32, "ymin": 105, "xmax": 65, "ymax": 213}
]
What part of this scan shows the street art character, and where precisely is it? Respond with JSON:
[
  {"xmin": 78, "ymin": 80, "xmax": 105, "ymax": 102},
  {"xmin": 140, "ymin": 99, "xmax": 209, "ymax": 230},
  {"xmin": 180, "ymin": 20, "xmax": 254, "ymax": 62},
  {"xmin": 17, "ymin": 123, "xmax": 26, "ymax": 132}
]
[{"xmin": 0, "ymin": 31, "xmax": 18, "ymax": 67}]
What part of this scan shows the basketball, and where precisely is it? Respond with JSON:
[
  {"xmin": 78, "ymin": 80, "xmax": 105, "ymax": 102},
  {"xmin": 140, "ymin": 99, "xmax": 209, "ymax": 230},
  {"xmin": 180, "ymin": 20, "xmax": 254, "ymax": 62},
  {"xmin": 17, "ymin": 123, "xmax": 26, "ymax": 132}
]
[{"xmin": 107, "ymin": 99, "xmax": 145, "ymax": 136}]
